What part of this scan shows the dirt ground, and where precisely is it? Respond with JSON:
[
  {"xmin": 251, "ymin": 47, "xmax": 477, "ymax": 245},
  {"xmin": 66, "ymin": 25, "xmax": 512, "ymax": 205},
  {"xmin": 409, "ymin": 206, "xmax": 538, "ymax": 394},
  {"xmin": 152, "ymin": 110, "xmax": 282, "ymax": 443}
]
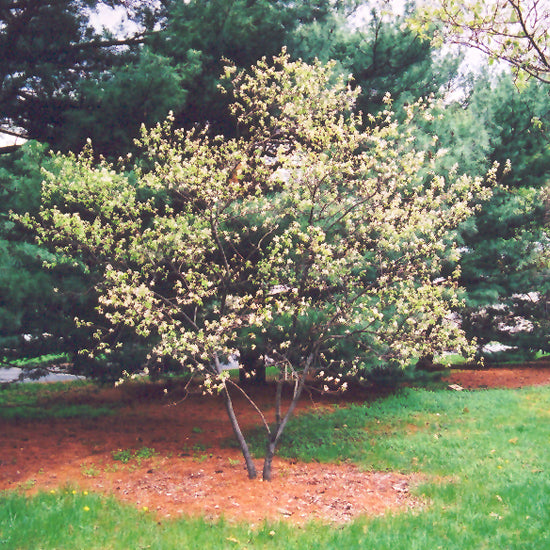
[{"xmin": 1, "ymin": 365, "xmax": 549, "ymax": 525}]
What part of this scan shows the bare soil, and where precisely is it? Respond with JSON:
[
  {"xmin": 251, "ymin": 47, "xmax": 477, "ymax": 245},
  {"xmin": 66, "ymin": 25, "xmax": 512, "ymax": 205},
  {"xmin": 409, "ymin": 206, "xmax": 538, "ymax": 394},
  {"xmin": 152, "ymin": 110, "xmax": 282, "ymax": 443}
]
[
  {"xmin": 444, "ymin": 364, "xmax": 550, "ymax": 390},
  {"xmin": 1, "ymin": 365, "xmax": 549, "ymax": 525}
]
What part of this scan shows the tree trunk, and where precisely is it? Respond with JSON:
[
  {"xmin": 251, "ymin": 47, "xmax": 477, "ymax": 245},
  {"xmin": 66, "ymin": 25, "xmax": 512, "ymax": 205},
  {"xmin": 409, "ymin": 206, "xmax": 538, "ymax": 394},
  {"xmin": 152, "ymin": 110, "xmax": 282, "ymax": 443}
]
[
  {"xmin": 261, "ymin": 353, "xmax": 315, "ymax": 481},
  {"xmin": 416, "ymin": 354, "xmax": 435, "ymax": 371},
  {"xmin": 221, "ymin": 384, "xmax": 257, "ymax": 479},
  {"xmin": 214, "ymin": 354, "xmax": 257, "ymax": 479},
  {"xmin": 262, "ymin": 440, "xmax": 277, "ymax": 481},
  {"xmin": 0, "ymin": 144, "xmax": 22, "ymax": 155}
]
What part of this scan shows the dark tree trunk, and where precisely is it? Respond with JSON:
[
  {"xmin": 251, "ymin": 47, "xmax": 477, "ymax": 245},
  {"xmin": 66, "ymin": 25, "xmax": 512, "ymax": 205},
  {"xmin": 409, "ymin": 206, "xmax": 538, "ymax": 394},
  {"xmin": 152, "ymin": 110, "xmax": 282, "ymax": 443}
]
[
  {"xmin": 261, "ymin": 353, "xmax": 314, "ymax": 481},
  {"xmin": 416, "ymin": 354, "xmax": 435, "ymax": 371},
  {"xmin": 221, "ymin": 384, "xmax": 257, "ymax": 479},
  {"xmin": 0, "ymin": 144, "xmax": 22, "ymax": 155},
  {"xmin": 262, "ymin": 440, "xmax": 277, "ymax": 481},
  {"xmin": 214, "ymin": 354, "xmax": 257, "ymax": 479}
]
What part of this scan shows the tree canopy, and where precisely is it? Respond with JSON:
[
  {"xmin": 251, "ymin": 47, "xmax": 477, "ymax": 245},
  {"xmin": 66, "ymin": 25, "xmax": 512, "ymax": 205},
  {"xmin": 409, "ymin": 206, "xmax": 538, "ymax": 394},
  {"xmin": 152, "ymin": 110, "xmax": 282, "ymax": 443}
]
[
  {"xmin": 1, "ymin": 0, "xmax": 461, "ymax": 156},
  {"xmin": 27, "ymin": 53, "xmax": 493, "ymax": 478},
  {"xmin": 2, "ymin": 0, "xmax": 548, "ymax": 377},
  {"xmin": 1, "ymin": 0, "xmax": 467, "ymax": 381},
  {"xmin": 413, "ymin": 0, "xmax": 550, "ymax": 84}
]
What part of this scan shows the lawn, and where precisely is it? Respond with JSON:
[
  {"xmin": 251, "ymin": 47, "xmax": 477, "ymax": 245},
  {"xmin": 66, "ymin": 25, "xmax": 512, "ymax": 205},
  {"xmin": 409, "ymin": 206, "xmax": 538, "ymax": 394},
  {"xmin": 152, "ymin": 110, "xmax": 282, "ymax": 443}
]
[{"xmin": 0, "ymin": 379, "xmax": 548, "ymax": 549}]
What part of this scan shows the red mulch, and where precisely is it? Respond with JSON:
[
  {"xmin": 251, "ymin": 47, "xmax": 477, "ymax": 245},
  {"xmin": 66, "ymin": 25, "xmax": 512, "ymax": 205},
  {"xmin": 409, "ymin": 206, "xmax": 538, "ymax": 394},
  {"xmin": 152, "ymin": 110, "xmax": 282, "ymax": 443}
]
[{"xmin": 1, "ymin": 365, "xmax": 549, "ymax": 524}]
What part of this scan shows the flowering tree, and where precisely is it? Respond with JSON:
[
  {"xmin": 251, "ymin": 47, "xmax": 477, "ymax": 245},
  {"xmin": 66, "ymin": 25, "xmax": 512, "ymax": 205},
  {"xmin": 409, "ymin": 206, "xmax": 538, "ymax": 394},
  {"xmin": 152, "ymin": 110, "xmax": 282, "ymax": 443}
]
[
  {"xmin": 30, "ymin": 52, "xmax": 493, "ymax": 480},
  {"xmin": 413, "ymin": 0, "xmax": 550, "ymax": 84}
]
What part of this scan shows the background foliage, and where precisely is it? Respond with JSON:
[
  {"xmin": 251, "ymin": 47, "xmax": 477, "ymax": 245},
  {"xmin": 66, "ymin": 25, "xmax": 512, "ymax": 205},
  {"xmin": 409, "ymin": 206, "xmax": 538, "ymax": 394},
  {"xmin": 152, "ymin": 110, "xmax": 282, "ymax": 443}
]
[{"xmin": 1, "ymin": 0, "xmax": 549, "ymax": 380}]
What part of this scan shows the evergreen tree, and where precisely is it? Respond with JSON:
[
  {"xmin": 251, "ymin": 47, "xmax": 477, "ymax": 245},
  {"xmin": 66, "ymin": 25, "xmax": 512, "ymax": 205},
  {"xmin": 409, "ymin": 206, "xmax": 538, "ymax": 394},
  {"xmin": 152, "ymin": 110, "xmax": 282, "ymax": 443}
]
[
  {"xmin": 148, "ymin": 0, "xmax": 459, "ymax": 136},
  {"xmin": 1, "ymin": 1, "xmax": 458, "ymax": 155},
  {"xmin": 58, "ymin": 49, "xmax": 189, "ymax": 156},
  {"xmin": 0, "ymin": 142, "xmax": 152, "ymax": 381},
  {"xmin": 458, "ymin": 73, "xmax": 550, "ymax": 359},
  {"xmin": 0, "ymin": 143, "xmax": 85, "ymax": 375},
  {"xmin": 147, "ymin": 0, "xmax": 360, "ymax": 136},
  {"xmin": 0, "ymin": 0, "xmax": 154, "ymax": 151},
  {"xmin": 299, "ymin": 5, "xmax": 461, "ymax": 117}
]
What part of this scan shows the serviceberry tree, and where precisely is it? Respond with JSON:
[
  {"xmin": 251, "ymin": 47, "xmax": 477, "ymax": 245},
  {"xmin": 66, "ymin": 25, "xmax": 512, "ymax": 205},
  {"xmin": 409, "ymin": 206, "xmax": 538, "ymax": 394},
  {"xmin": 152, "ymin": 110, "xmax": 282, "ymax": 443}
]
[{"xmin": 28, "ymin": 52, "xmax": 493, "ymax": 480}]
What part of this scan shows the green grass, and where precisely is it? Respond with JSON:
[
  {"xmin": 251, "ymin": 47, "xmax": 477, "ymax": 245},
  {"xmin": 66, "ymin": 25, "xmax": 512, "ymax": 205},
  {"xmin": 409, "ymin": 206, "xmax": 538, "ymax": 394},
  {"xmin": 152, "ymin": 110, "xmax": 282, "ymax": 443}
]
[
  {"xmin": 112, "ymin": 446, "xmax": 157, "ymax": 464},
  {"xmin": 0, "ymin": 402, "xmax": 116, "ymax": 420},
  {"xmin": 0, "ymin": 380, "xmax": 115, "ymax": 420},
  {"xmin": 6, "ymin": 352, "xmax": 69, "ymax": 368},
  {"xmin": 433, "ymin": 353, "xmax": 467, "ymax": 365},
  {"xmin": 0, "ymin": 379, "xmax": 89, "ymax": 405},
  {"xmin": 1, "ymin": 385, "xmax": 549, "ymax": 549}
]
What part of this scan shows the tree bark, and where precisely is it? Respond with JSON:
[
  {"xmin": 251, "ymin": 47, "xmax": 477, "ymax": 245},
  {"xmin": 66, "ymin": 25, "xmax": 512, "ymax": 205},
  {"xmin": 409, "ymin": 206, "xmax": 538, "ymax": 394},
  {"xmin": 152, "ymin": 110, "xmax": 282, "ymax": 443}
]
[
  {"xmin": 214, "ymin": 354, "xmax": 257, "ymax": 479},
  {"xmin": 222, "ymin": 384, "xmax": 257, "ymax": 479},
  {"xmin": 261, "ymin": 353, "xmax": 314, "ymax": 481},
  {"xmin": 0, "ymin": 144, "xmax": 22, "ymax": 155},
  {"xmin": 262, "ymin": 440, "xmax": 277, "ymax": 481}
]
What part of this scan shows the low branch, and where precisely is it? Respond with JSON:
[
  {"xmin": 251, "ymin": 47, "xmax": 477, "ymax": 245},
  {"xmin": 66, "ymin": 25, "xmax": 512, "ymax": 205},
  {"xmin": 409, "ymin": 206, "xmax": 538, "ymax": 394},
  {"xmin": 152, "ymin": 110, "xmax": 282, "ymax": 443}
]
[
  {"xmin": 0, "ymin": 144, "xmax": 22, "ymax": 155},
  {"xmin": 227, "ymin": 379, "xmax": 271, "ymax": 435}
]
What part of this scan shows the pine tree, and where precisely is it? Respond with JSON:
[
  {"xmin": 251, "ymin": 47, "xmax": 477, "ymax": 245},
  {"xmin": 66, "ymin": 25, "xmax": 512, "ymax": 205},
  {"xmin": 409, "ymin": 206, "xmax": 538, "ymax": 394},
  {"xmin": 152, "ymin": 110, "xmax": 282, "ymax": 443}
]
[
  {"xmin": 0, "ymin": 0, "xmax": 149, "ymax": 152},
  {"xmin": 459, "ymin": 74, "xmax": 550, "ymax": 360}
]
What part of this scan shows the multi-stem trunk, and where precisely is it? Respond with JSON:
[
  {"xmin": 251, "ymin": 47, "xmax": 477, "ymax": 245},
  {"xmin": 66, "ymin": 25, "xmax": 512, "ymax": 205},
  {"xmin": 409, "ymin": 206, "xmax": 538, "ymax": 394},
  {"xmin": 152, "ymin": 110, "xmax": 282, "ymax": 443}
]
[
  {"xmin": 261, "ymin": 353, "xmax": 314, "ymax": 481},
  {"xmin": 214, "ymin": 355, "xmax": 257, "ymax": 479}
]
